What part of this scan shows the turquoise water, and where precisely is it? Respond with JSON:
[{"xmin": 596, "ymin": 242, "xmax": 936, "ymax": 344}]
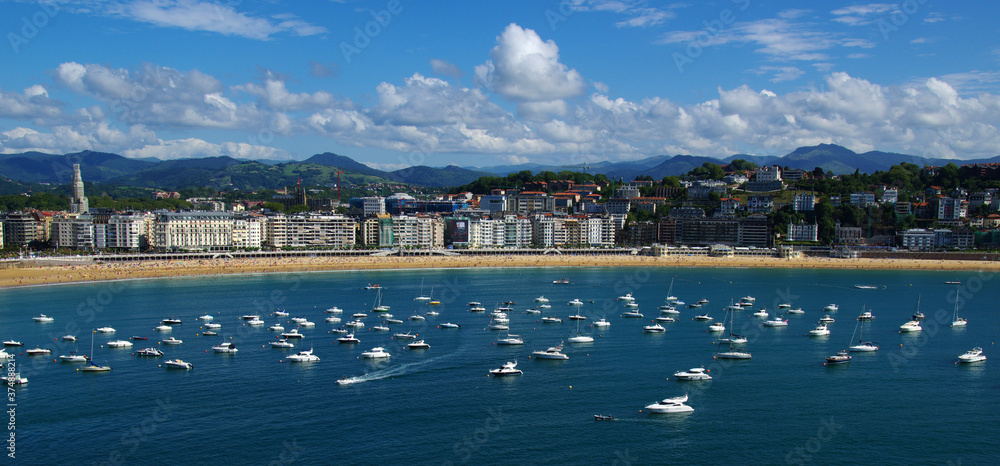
[{"xmin": 2, "ymin": 266, "xmax": 998, "ymax": 464}]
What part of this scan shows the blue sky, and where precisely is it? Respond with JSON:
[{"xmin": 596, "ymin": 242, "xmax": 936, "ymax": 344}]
[{"xmin": 1, "ymin": 1, "xmax": 998, "ymax": 169}]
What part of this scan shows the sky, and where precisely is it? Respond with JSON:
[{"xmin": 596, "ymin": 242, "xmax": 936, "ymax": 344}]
[{"xmin": 1, "ymin": 1, "xmax": 999, "ymax": 170}]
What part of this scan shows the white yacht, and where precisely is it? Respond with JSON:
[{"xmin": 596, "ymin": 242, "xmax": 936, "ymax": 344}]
[
  {"xmin": 297, "ymin": 320, "xmax": 316, "ymax": 328},
  {"xmin": 541, "ymin": 316, "xmax": 563, "ymax": 323},
  {"xmin": 659, "ymin": 305, "xmax": 678, "ymax": 313},
  {"xmin": 95, "ymin": 326, "xmax": 116, "ymax": 333},
  {"xmin": 62, "ymin": 335, "xmax": 78, "ymax": 341},
  {"xmin": 899, "ymin": 320, "xmax": 923, "ymax": 333},
  {"xmin": 212, "ymin": 342, "xmax": 238, "ymax": 353},
  {"xmin": 274, "ymin": 310, "xmax": 289, "ymax": 317},
  {"xmin": 198, "ymin": 314, "xmax": 214, "ymax": 321},
  {"xmin": 240, "ymin": 314, "xmax": 260, "ymax": 321},
  {"xmin": 825, "ymin": 350, "xmax": 852, "ymax": 365},
  {"xmin": 593, "ymin": 318, "xmax": 611, "ymax": 327},
  {"xmin": 824, "ymin": 304, "xmax": 839, "ymax": 312},
  {"xmin": 2, "ymin": 340, "xmax": 22, "ymax": 347},
  {"xmin": 135, "ymin": 347, "xmax": 163, "ymax": 357},
  {"xmin": 958, "ymin": 347, "xmax": 986, "ymax": 363},
  {"xmin": 361, "ymin": 347, "xmax": 390, "ymax": 359},
  {"xmin": 386, "ymin": 318, "xmax": 404, "ymax": 324},
  {"xmin": 345, "ymin": 320, "xmax": 365, "ymax": 328},
  {"xmin": 849, "ymin": 341, "xmax": 879, "ymax": 352},
  {"xmin": 393, "ymin": 332, "xmax": 417, "ymax": 340},
  {"xmin": 490, "ymin": 361, "xmax": 523, "ymax": 376},
  {"xmin": 622, "ymin": 310, "xmax": 644, "ymax": 318},
  {"xmin": 858, "ymin": 311, "xmax": 875, "ymax": 321},
  {"xmin": 489, "ymin": 322, "xmax": 509, "ymax": 331},
  {"xmin": 409, "ymin": 315, "xmax": 426, "ymax": 321},
  {"xmin": 287, "ymin": 349, "xmax": 320, "ymax": 362},
  {"xmin": 567, "ymin": 299, "xmax": 584, "ymax": 306},
  {"xmin": 534, "ymin": 296, "xmax": 550, "ymax": 303},
  {"xmin": 33, "ymin": 314, "xmax": 54, "ymax": 323},
  {"xmin": 106, "ymin": 340, "xmax": 133, "ymax": 348},
  {"xmin": 348, "ymin": 314, "xmax": 366, "ymax": 320},
  {"xmin": 777, "ymin": 303, "xmax": 791, "ymax": 309},
  {"xmin": 270, "ymin": 339, "xmax": 294, "ymax": 348},
  {"xmin": 643, "ymin": 323, "xmax": 666, "ymax": 333},
  {"xmin": 204, "ymin": 323, "xmax": 222, "ymax": 329},
  {"xmin": 568, "ymin": 314, "xmax": 587, "ymax": 321},
  {"xmin": 59, "ymin": 352, "xmax": 87, "ymax": 362},
  {"xmin": 618, "ymin": 293, "xmax": 636, "ymax": 303},
  {"xmin": 497, "ymin": 334, "xmax": 525, "ymax": 345},
  {"xmin": 819, "ymin": 316, "xmax": 836, "ymax": 323},
  {"xmin": 439, "ymin": 322, "xmax": 461, "ymax": 328},
  {"xmin": 324, "ymin": 316, "xmax": 341, "ymax": 324},
  {"xmin": 337, "ymin": 333, "xmax": 360, "ymax": 344},
  {"xmin": 532, "ymin": 343, "xmax": 569, "ymax": 360},
  {"xmin": 161, "ymin": 337, "xmax": 183, "ymax": 345},
  {"xmin": 762, "ymin": 317, "xmax": 788, "ymax": 327},
  {"xmin": 4, "ymin": 373, "xmax": 27, "ymax": 386},
  {"xmin": 161, "ymin": 317, "xmax": 182, "ymax": 325},
  {"xmin": 624, "ymin": 302, "xmax": 640, "ymax": 309},
  {"xmin": 645, "ymin": 394, "xmax": 694, "ymax": 414},
  {"xmin": 693, "ymin": 314, "xmax": 712, "ymax": 321},
  {"xmin": 26, "ymin": 348, "xmax": 51, "ymax": 355},
  {"xmin": 371, "ymin": 324, "xmax": 390, "ymax": 332},
  {"xmin": 155, "ymin": 325, "xmax": 172, "ymax": 332},
  {"xmin": 424, "ymin": 310, "xmax": 439, "ymax": 317},
  {"xmin": 468, "ymin": 301, "xmax": 483, "ymax": 307},
  {"xmin": 674, "ymin": 367, "xmax": 712, "ymax": 381},
  {"xmin": 809, "ymin": 323, "xmax": 831, "ymax": 336},
  {"xmin": 164, "ymin": 359, "xmax": 193, "ymax": 370},
  {"xmin": 407, "ymin": 340, "xmax": 430, "ymax": 349},
  {"xmin": 539, "ymin": 304, "xmax": 552, "ymax": 309},
  {"xmin": 469, "ymin": 305, "xmax": 487, "ymax": 312},
  {"xmin": 752, "ymin": 309, "xmax": 769, "ymax": 318},
  {"xmin": 280, "ymin": 329, "xmax": 304, "ymax": 339},
  {"xmin": 655, "ymin": 316, "xmax": 676, "ymax": 323},
  {"xmin": 247, "ymin": 318, "xmax": 265, "ymax": 326},
  {"xmin": 268, "ymin": 323, "xmax": 285, "ymax": 332},
  {"xmin": 324, "ymin": 307, "xmax": 343, "ymax": 314},
  {"xmin": 787, "ymin": 308, "xmax": 805, "ymax": 314},
  {"xmin": 708, "ymin": 322, "xmax": 726, "ymax": 332},
  {"xmin": 525, "ymin": 308, "xmax": 542, "ymax": 314}
]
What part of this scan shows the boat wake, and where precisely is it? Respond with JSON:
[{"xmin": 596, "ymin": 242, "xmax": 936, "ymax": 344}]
[{"xmin": 336, "ymin": 351, "xmax": 467, "ymax": 385}]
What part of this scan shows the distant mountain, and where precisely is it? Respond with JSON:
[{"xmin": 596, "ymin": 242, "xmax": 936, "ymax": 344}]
[
  {"xmin": 0, "ymin": 150, "xmax": 156, "ymax": 183},
  {"xmin": 388, "ymin": 165, "xmax": 492, "ymax": 187}
]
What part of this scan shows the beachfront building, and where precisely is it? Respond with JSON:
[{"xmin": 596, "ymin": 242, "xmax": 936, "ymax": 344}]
[
  {"xmin": 52, "ymin": 214, "xmax": 96, "ymax": 249},
  {"xmin": 265, "ymin": 213, "xmax": 356, "ymax": 249},
  {"xmin": 232, "ymin": 214, "xmax": 265, "ymax": 250},
  {"xmin": 153, "ymin": 211, "xmax": 234, "ymax": 252},
  {"xmin": 2, "ymin": 212, "xmax": 41, "ymax": 247},
  {"xmin": 835, "ymin": 221, "xmax": 864, "ymax": 245},
  {"xmin": 391, "ymin": 215, "xmax": 444, "ymax": 249},
  {"xmin": 531, "ymin": 215, "xmax": 567, "ymax": 248},
  {"xmin": 106, "ymin": 212, "xmax": 151, "ymax": 250},
  {"xmin": 786, "ymin": 222, "xmax": 819, "ymax": 242}
]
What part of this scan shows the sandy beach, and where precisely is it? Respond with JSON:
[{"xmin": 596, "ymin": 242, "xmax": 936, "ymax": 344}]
[{"xmin": 3, "ymin": 254, "xmax": 999, "ymax": 289}]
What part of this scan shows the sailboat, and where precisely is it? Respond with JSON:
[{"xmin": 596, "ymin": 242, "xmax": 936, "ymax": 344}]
[
  {"xmin": 717, "ymin": 301, "xmax": 748, "ymax": 345},
  {"xmin": 665, "ymin": 278, "xmax": 678, "ymax": 303},
  {"xmin": 372, "ymin": 287, "xmax": 390, "ymax": 312},
  {"xmin": 950, "ymin": 286, "xmax": 967, "ymax": 327},
  {"xmin": 79, "ymin": 330, "xmax": 111, "ymax": 372},
  {"xmin": 567, "ymin": 315, "xmax": 594, "ymax": 343},
  {"xmin": 413, "ymin": 279, "xmax": 431, "ymax": 302},
  {"xmin": 715, "ymin": 303, "xmax": 751, "ymax": 359},
  {"xmin": 848, "ymin": 309, "xmax": 879, "ymax": 352},
  {"xmin": 428, "ymin": 287, "xmax": 440, "ymax": 306}
]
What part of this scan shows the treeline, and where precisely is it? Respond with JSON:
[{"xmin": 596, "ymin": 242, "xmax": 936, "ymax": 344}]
[{"xmin": 453, "ymin": 170, "xmax": 609, "ymax": 194}]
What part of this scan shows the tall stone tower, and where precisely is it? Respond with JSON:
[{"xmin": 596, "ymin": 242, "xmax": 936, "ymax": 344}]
[{"xmin": 69, "ymin": 164, "xmax": 89, "ymax": 214}]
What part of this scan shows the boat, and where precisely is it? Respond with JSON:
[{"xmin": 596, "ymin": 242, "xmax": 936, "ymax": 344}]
[
  {"xmin": 364, "ymin": 283, "xmax": 382, "ymax": 290},
  {"xmin": 950, "ymin": 286, "xmax": 967, "ymax": 327},
  {"xmin": 439, "ymin": 322, "xmax": 461, "ymax": 328},
  {"xmin": 372, "ymin": 287, "xmax": 390, "ymax": 312},
  {"xmin": 324, "ymin": 316, "xmax": 342, "ymax": 324},
  {"xmin": 958, "ymin": 347, "xmax": 986, "ymax": 363},
  {"xmin": 809, "ymin": 323, "xmax": 831, "ymax": 336},
  {"xmin": 280, "ymin": 329, "xmax": 304, "ymax": 339},
  {"xmin": 161, "ymin": 337, "xmax": 183, "ymax": 345},
  {"xmin": 848, "ymin": 317, "xmax": 878, "ymax": 352},
  {"xmin": 240, "ymin": 314, "xmax": 260, "ymax": 321},
  {"xmin": 568, "ymin": 314, "xmax": 587, "ymax": 320},
  {"xmin": 541, "ymin": 316, "xmax": 563, "ymax": 323},
  {"xmin": 247, "ymin": 318, "xmax": 265, "ymax": 326},
  {"xmin": 394, "ymin": 332, "xmax": 417, "ymax": 340},
  {"xmin": 740, "ymin": 295, "xmax": 755, "ymax": 303},
  {"xmin": 386, "ymin": 318, "xmax": 403, "ymax": 324},
  {"xmin": 858, "ymin": 310, "xmax": 875, "ymax": 321},
  {"xmin": 4, "ymin": 373, "xmax": 27, "ymax": 386},
  {"xmin": 372, "ymin": 324, "xmax": 390, "ymax": 332},
  {"xmin": 708, "ymin": 322, "xmax": 726, "ymax": 332},
  {"xmin": 164, "ymin": 359, "xmax": 193, "ymax": 369},
  {"xmin": 337, "ymin": 333, "xmax": 360, "ymax": 344},
  {"xmin": 644, "ymin": 323, "xmax": 666, "ymax": 333},
  {"xmin": 270, "ymin": 339, "xmax": 295, "ymax": 348},
  {"xmin": 819, "ymin": 316, "xmax": 835, "ymax": 323},
  {"xmin": 622, "ymin": 310, "xmax": 644, "ymax": 318},
  {"xmin": 345, "ymin": 320, "xmax": 364, "ymax": 328},
  {"xmin": 659, "ymin": 305, "xmax": 678, "ymax": 313},
  {"xmin": 762, "ymin": 317, "xmax": 788, "ymax": 327},
  {"xmin": 0, "ymin": 349, "xmax": 8, "ymax": 360},
  {"xmin": 204, "ymin": 323, "xmax": 221, "ymax": 329},
  {"xmin": 348, "ymin": 314, "xmax": 365, "ymax": 320},
  {"xmin": 655, "ymin": 316, "xmax": 676, "ymax": 323},
  {"xmin": 593, "ymin": 318, "xmax": 611, "ymax": 327},
  {"xmin": 786, "ymin": 308, "xmax": 805, "ymax": 314},
  {"xmin": 325, "ymin": 307, "xmax": 343, "ymax": 314},
  {"xmin": 408, "ymin": 340, "xmax": 430, "ymax": 349},
  {"xmin": 2, "ymin": 340, "xmax": 22, "ymax": 347},
  {"xmin": 534, "ymin": 296, "xmax": 550, "ymax": 303},
  {"xmin": 688, "ymin": 303, "xmax": 702, "ymax": 309},
  {"xmin": 567, "ymin": 299, "xmax": 584, "ymax": 306},
  {"xmin": 854, "ymin": 284, "xmax": 878, "ymax": 290},
  {"xmin": 62, "ymin": 335, "xmax": 78, "ymax": 341},
  {"xmin": 752, "ymin": 309, "xmax": 769, "ymax": 318},
  {"xmin": 80, "ymin": 332, "xmax": 111, "ymax": 372},
  {"xmin": 154, "ymin": 325, "xmax": 172, "ymax": 332},
  {"xmin": 693, "ymin": 314, "xmax": 712, "ymax": 321},
  {"xmin": 161, "ymin": 317, "xmax": 182, "ymax": 325},
  {"xmin": 297, "ymin": 320, "xmax": 315, "ymax": 328},
  {"xmin": 287, "ymin": 348, "xmax": 320, "ymax": 362},
  {"xmin": 468, "ymin": 301, "xmax": 482, "ymax": 307},
  {"xmin": 429, "ymin": 300, "xmax": 440, "ymax": 306},
  {"xmin": 202, "ymin": 331, "xmax": 218, "ymax": 336},
  {"xmin": 469, "ymin": 306, "xmax": 486, "ymax": 312},
  {"xmin": 899, "ymin": 320, "xmax": 922, "ymax": 333},
  {"xmin": 32, "ymin": 314, "xmax": 54, "ymax": 323},
  {"xmin": 198, "ymin": 314, "xmax": 214, "ymax": 320},
  {"xmin": 644, "ymin": 394, "xmax": 694, "ymax": 414},
  {"xmin": 131, "ymin": 336, "xmax": 148, "ymax": 341},
  {"xmin": 135, "ymin": 347, "xmax": 163, "ymax": 357},
  {"xmin": 665, "ymin": 278, "xmax": 678, "ymax": 303},
  {"xmin": 409, "ymin": 315, "xmax": 425, "ymax": 321},
  {"xmin": 539, "ymin": 304, "xmax": 551, "ymax": 309},
  {"xmin": 618, "ymin": 293, "xmax": 635, "ymax": 303},
  {"xmin": 268, "ymin": 323, "xmax": 285, "ymax": 331},
  {"xmin": 414, "ymin": 279, "xmax": 432, "ymax": 302},
  {"xmin": 361, "ymin": 347, "xmax": 390, "ymax": 359},
  {"xmin": 698, "ymin": 298, "xmax": 709, "ymax": 305},
  {"xmin": 553, "ymin": 278, "xmax": 570, "ymax": 284},
  {"xmin": 594, "ymin": 414, "xmax": 615, "ymax": 421},
  {"xmin": 488, "ymin": 322, "xmax": 509, "ymax": 331},
  {"xmin": 26, "ymin": 348, "xmax": 51, "ymax": 355},
  {"xmin": 107, "ymin": 340, "xmax": 133, "ymax": 348},
  {"xmin": 212, "ymin": 342, "xmax": 238, "ymax": 353},
  {"xmin": 490, "ymin": 361, "xmax": 523, "ymax": 376},
  {"xmin": 95, "ymin": 326, "xmax": 116, "ymax": 333},
  {"xmin": 568, "ymin": 318, "xmax": 595, "ymax": 342},
  {"xmin": 823, "ymin": 304, "xmax": 839, "ymax": 312},
  {"xmin": 715, "ymin": 308, "xmax": 751, "ymax": 359},
  {"xmin": 532, "ymin": 342, "xmax": 569, "ymax": 360},
  {"xmin": 497, "ymin": 333, "xmax": 524, "ymax": 345},
  {"xmin": 624, "ymin": 302, "xmax": 640, "ymax": 309},
  {"xmin": 424, "ymin": 310, "xmax": 439, "ymax": 316},
  {"xmin": 674, "ymin": 367, "xmax": 712, "ymax": 381},
  {"xmin": 777, "ymin": 303, "xmax": 791, "ymax": 309},
  {"xmin": 60, "ymin": 352, "xmax": 87, "ymax": 363},
  {"xmin": 825, "ymin": 350, "xmax": 852, "ymax": 365},
  {"xmin": 274, "ymin": 310, "xmax": 289, "ymax": 317},
  {"xmin": 944, "ymin": 280, "xmax": 961, "ymax": 285}
]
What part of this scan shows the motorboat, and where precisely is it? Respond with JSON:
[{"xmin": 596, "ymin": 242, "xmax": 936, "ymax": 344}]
[
  {"xmin": 541, "ymin": 316, "xmax": 563, "ymax": 323},
  {"xmin": 618, "ymin": 293, "xmax": 636, "ymax": 303},
  {"xmin": 553, "ymin": 278, "xmax": 570, "ymax": 284},
  {"xmin": 819, "ymin": 316, "xmax": 835, "ymax": 323},
  {"xmin": 958, "ymin": 347, "xmax": 986, "ymax": 363},
  {"xmin": 132, "ymin": 336, "xmax": 148, "ymax": 341},
  {"xmin": 385, "ymin": 318, "xmax": 403, "ymax": 324},
  {"xmin": 912, "ymin": 312, "xmax": 925, "ymax": 321},
  {"xmin": 361, "ymin": 347, "xmax": 390, "ymax": 359},
  {"xmin": 394, "ymin": 332, "xmax": 417, "ymax": 340},
  {"xmin": 107, "ymin": 340, "xmax": 133, "ymax": 348},
  {"xmin": 247, "ymin": 318, "xmax": 265, "ymax": 326},
  {"xmin": 659, "ymin": 305, "xmax": 678, "ymax": 313},
  {"xmin": 26, "ymin": 348, "xmax": 51, "ymax": 355},
  {"xmin": 372, "ymin": 325, "xmax": 390, "ymax": 331},
  {"xmin": 2, "ymin": 340, "xmax": 22, "ymax": 347},
  {"xmin": 33, "ymin": 314, "xmax": 54, "ymax": 323},
  {"xmin": 324, "ymin": 316, "xmax": 342, "ymax": 324},
  {"xmin": 202, "ymin": 331, "xmax": 218, "ymax": 336},
  {"xmin": 718, "ymin": 334, "xmax": 748, "ymax": 345},
  {"xmin": 644, "ymin": 323, "xmax": 666, "ymax": 333},
  {"xmin": 4, "ymin": 373, "xmax": 27, "ymax": 386},
  {"xmin": 330, "ymin": 328, "xmax": 348, "ymax": 334},
  {"xmin": 198, "ymin": 314, "xmax": 214, "ymax": 321},
  {"xmin": 164, "ymin": 359, "xmax": 193, "ymax": 369},
  {"xmin": 240, "ymin": 314, "xmax": 260, "ymax": 321},
  {"xmin": 155, "ymin": 325, "xmax": 172, "ymax": 332},
  {"xmin": 425, "ymin": 310, "xmax": 439, "ymax": 316},
  {"xmin": 280, "ymin": 329, "xmax": 304, "ymax": 339},
  {"xmin": 287, "ymin": 349, "xmax": 320, "ymax": 362},
  {"xmin": 644, "ymin": 394, "xmax": 694, "ymax": 414},
  {"xmin": 568, "ymin": 314, "xmax": 587, "ymax": 321},
  {"xmin": 655, "ymin": 316, "xmax": 676, "ymax": 323},
  {"xmin": 468, "ymin": 301, "xmax": 483, "ymax": 307},
  {"xmin": 212, "ymin": 342, "xmax": 238, "ymax": 353},
  {"xmin": 60, "ymin": 352, "xmax": 87, "ymax": 362},
  {"xmin": 824, "ymin": 304, "xmax": 839, "ymax": 312},
  {"xmin": 715, "ymin": 349, "xmax": 752, "ymax": 359},
  {"xmin": 135, "ymin": 347, "xmax": 163, "ymax": 357},
  {"xmin": 787, "ymin": 308, "xmax": 805, "ymax": 314},
  {"xmin": 0, "ymin": 349, "xmax": 8, "ymax": 360},
  {"xmin": 532, "ymin": 343, "xmax": 569, "ymax": 360},
  {"xmin": 534, "ymin": 296, "xmax": 550, "ymax": 303},
  {"xmin": 345, "ymin": 320, "xmax": 365, "ymax": 328},
  {"xmin": 337, "ymin": 333, "xmax": 360, "ymax": 344},
  {"xmin": 777, "ymin": 303, "xmax": 791, "ymax": 309},
  {"xmin": 594, "ymin": 414, "xmax": 615, "ymax": 421},
  {"xmin": 161, "ymin": 337, "xmax": 183, "ymax": 345},
  {"xmin": 490, "ymin": 361, "xmax": 523, "ymax": 376},
  {"xmin": 469, "ymin": 306, "xmax": 487, "ymax": 312},
  {"xmin": 698, "ymin": 298, "xmax": 709, "ymax": 305},
  {"xmin": 708, "ymin": 322, "xmax": 726, "ymax": 332},
  {"xmin": 854, "ymin": 284, "xmax": 878, "ymax": 290},
  {"xmin": 687, "ymin": 303, "xmax": 702, "ymax": 309},
  {"xmin": 440, "ymin": 322, "xmax": 461, "ymax": 328},
  {"xmin": 270, "ymin": 339, "xmax": 295, "ymax": 348},
  {"xmin": 737, "ymin": 301, "xmax": 753, "ymax": 307},
  {"xmin": 809, "ymin": 323, "xmax": 831, "ymax": 336},
  {"xmin": 899, "ymin": 320, "xmax": 922, "ymax": 333},
  {"xmin": 567, "ymin": 299, "xmax": 584, "ymax": 306},
  {"xmin": 348, "ymin": 314, "xmax": 365, "ymax": 320},
  {"xmin": 497, "ymin": 334, "xmax": 524, "ymax": 345},
  {"xmin": 849, "ymin": 341, "xmax": 879, "ymax": 352},
  {"xmin": 622, "ymin": 310, "xmax": 644, "ymax": 318},
  {"xmin": 161, "ymin": 317, "xmax": 182, "ymax": 325},
  {"xmin": 539, "ymin": 304, "xmax": 552, "ymax": 309},
  {"xmin": 269, "ymin": 323, "xmax": 285, "ymax": 332},
  {"xmin": 62, "ymin": 335, "xmax": 78, "ymax": 341},
  {"xmin": 274, "ymin": 310, "xmax": 289, "ymax": 317},
  {"xmin": 693, "ymin": 314, "xmax": 712, "ymax": 321},
  {"xmin": 95, "ymin": 327, "xmax": 116, "ymax": 333},
  {"xmin": 674, "ymin": 367, "xmax": 712, "ymax": 381},
  {"xmin": 762, "ymin": 317, "xmax": 788, "ymax": 327},
  {"xmin": 825, "ymin": 350, "xmax": 852, "ymax": 365},
  {"xmin": 858, "ymin": 311, "xmax": 875, "ymax": 321},
  {"xmin": 752, "ymin": 309, "xmax": 769, "ymax": 318},
  {"xmin": 204, "ymin": 323, "xmax": 221, "ymax": 329},
  {"xmin": 624, "ymin": 302, "xmax": 640, "ymax": 309},
  {"xmin": 297, "ymin": 320, "xmax": 316, "ymax": 328},
  {"xmin": 408, "ymin": 340, "xmax": 430, "ymax": 349},
  {"xmin": 325, "ymin": 307, "xmax": 343, "ymax": 314},
  {"xmin": 409, "ymin": 315, "xmax": 425, "ymax": 321},
  {"xmin": 593, "ymin": 318, "xmax": 611, "ymax": 327},
  {"xmin": 364, "ymin": 284, "xmax": 381, "ymax": 290},
  {"xmin": 489, "ymin": 322, "xmax": 509, "ymax": 331},
  {"xmin": 740, "ymin": 296, "xmax": 756, "ymax": 303}
]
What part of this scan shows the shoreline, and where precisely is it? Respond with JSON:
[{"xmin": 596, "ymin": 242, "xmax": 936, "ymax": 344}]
[{"xmin": 3, "ymin": 254, "xmax": 1000, "ymax": 289}]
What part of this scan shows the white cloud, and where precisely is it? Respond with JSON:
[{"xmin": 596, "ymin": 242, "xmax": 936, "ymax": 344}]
[
  {"xmin": 750, "ymin": 66, "xmax": 806, "ymax": 83},
  {"xmin": 573, "ymin": 1, "xmax": 677, "ymax": 28},
  {"xmin": 106, "ymin": 0, "xmax": 326, "ymax": 40},
  {"xmin": 475, "ymin": 24, "xmax": 587, "ymax": 102},
  {"xmin": 234, "ymin": 79, "xmax": 336, "ymax": 111},
  {"xmin": 830, "ymin": 4, "xmax": 896, "ymax": 26},
  {"xmin": 430, "ymin": 59, "xmax": 463, "ymax": 78}
]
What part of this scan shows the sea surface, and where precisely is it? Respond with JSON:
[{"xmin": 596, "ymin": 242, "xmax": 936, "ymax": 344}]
[{"xmin": 2, "ymin": 266, "xmax": 998, "ymax": 465}]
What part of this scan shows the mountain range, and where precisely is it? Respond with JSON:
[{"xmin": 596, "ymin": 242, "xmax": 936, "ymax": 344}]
[{"xmin": 0, "ymin": 144, "xmax": 994, "ymax": 191}]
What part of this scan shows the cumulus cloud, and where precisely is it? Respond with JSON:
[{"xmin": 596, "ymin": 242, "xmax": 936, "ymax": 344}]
[
  {"xmin": 104, "ymin": 0, "xmax": 326, "ymax": 40},
  {"xmin": 475, "ymin": 24, "xmax": 587, "ymax": 102},
  {"xmin": 430, "ymin": 59, "xmax": 463, "ymax": 78}
]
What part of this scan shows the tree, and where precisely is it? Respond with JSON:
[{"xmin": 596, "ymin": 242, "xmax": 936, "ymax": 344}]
[
  {"xmin": 263, "ymin": 201, "xmax": 286, "ymax": 212},
  {"xmin": 728, "ymin": 159, "xmax": 757, "ymax": 172}
]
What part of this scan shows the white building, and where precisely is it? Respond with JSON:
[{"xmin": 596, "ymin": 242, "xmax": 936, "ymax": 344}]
[
  {"xmin": 880, "ymin": 188, "xmax": 898, "ymax": 204},
  {"xmin": 755, "ymin": 166, "xmax": 782, "ymax": 182},
  {"xmin": 266, "ymin": 214, "xmax": 356, "ymax": 248},
  {"xmin": 850, "ymin": 192, "xmax": 876, "ymax": 208},
  {"xmin": 391, "ymin": 215, "xmax": 443, "ymax": 249},
  {"xmin": 786, "ymin": 222, "xmax": 818, "ymax": 242},
  {"xmin": 154, "ymin": 211, "xmax": 234, "ymax": 251},
  {"xmin": 793, "ymin": 193, "xmax": 816, "ymax": 212},
  {"xmin": 52, "ymin": 215, "xmax": 95, "ymax": 249},
  {"xmin": 479, "ymin": 195, "xmax": 509, "ymax": 213},
  {"xmin": 107, "ymin": 213, "xmax": 151, "ymax": 250},
  {"xmin": 232, "ymin": 214, "xmax": 265, "ymax": 249},
  {"xmin": 901, "ymin": 228, "xmax": 936, "ymax": 250},
  {"xmin": 362, "ymin": 197, "xmax": 386, "ymax": 216}
]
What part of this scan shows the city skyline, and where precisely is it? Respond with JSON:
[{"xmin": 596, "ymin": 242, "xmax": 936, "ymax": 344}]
[{"xmin": 2, "ymin": 1, "xmax": 999, "ymax": 169}]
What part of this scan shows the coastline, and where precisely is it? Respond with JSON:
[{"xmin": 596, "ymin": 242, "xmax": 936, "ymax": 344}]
[{"xmin": 3, "ymin": 254, "xmax": 1000, "ymax": 289}]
